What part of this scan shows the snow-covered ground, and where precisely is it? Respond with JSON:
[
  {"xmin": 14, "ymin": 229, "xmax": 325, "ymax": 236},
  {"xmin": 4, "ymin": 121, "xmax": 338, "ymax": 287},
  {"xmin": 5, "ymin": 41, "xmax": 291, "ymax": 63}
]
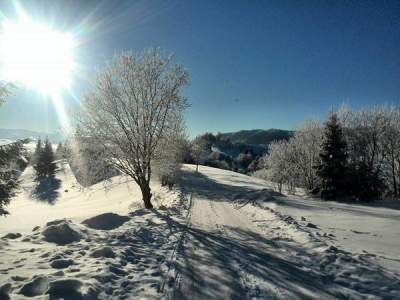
[
  {"xmin": 1, "ymin": 163, "xmax": 400, "ymax": 299},
  {"xmin": 171, "ymin": 165, "xmax": 400, "ymax": 299},
  {"xmin": 1, "ymin": 161, "xmax": 140, "ymax": 235},
  {"xmin": 197, "ymin": 166, "xmax": 400, "ymax": 274},
  {"xmin": 0, "ymin": 161, "xmax": 190, "ymax": 299}
]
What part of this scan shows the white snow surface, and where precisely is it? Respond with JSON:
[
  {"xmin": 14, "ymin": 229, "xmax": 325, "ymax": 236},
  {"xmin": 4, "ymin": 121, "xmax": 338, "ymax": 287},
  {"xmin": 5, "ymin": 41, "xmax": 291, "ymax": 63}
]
[
  {"xmin": 170, "ymin": 165, "xmax": 400, "ymax": 299},
  {"xmin": 0, "ymin": 161, "xmax": 190, "ymax": 299},
  {"xmin": 1, "ymin": 163, "xmax": 400, "ymax": 299}
]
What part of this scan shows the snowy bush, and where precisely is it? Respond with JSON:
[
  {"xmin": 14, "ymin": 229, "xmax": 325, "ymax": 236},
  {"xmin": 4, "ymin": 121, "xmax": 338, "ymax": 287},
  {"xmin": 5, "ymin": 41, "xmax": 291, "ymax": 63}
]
[{"xmin": 68, "ymin": 136, "xmax": 118, "ymax": 187}]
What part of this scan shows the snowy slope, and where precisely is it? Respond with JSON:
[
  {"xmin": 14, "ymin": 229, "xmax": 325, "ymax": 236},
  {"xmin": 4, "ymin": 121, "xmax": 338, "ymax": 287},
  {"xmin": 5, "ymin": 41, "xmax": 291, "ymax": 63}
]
[
  {"xmin": 0, "ymin": 161, "xmax": 138, "ymax": 235},
  {"xmin": 0, "ymin": 161, "xmax": 190, "ymax": 299}
]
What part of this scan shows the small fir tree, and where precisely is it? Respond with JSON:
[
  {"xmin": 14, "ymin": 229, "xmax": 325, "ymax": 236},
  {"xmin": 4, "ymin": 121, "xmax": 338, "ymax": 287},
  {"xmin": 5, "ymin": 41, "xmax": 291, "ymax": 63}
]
[
  {"xmin": 55, "ymin": 142, "xmax": 63, "ymax": 159},
  {"xmin": 34, "ymin": 138, "xmax": 56, "ymax": 178},
  {"xmin": 32, "ymin": 138, "xmax": 42, "ymax": 165}
]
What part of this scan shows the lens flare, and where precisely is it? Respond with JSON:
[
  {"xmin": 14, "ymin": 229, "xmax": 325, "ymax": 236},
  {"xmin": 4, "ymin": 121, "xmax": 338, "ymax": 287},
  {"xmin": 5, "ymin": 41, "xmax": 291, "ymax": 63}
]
[{"xmin": 0, "ymin": 19, "xmax": 75, "ymax": 95}]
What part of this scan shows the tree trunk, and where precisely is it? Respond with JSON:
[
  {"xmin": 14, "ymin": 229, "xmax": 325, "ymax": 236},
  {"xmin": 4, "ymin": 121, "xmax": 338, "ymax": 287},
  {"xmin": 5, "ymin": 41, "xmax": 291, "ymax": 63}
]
[
  {"xmin": 140, "ymin": 183, "xmax": 153, "ymax": 209},
  {"xmin": 278, "ymin": 181, "xmax": 282, "ymax": 194},
  {"xmin": 391, "ymin": 152, "xmax": 397, "ymax": 197},
  {"xmin": 196, "ymin": 163, "xmax": 199, "ymax": 172}
]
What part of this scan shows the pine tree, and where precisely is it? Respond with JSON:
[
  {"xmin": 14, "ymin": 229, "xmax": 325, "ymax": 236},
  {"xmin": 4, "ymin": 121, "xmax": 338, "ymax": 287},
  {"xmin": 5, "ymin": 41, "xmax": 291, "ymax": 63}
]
[
  {"xmin": 55, "ymin": 142, "xmax": 63, "ymax": 159},
  {"xmin": 34, "ymin": 138, "xmax": 56, "ymax": 178},
  {"xmin": 316, "ymin": 113, "xmax": 348, "ymax": 199},
  {"xmin": 0, "ymin": 140, "xmax": 26, "ymax": 216},
  {"xmin": 32, "ymin": 138, "xmax": 42, "ymax": 165}
]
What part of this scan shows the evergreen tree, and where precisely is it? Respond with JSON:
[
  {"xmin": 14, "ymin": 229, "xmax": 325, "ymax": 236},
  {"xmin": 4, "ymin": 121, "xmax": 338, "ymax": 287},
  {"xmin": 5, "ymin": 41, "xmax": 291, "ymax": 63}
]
[
  {"xmin": 0, "ymin": 140, "xmax": 26, "ymax": 216},
  {"xmin": 32, "ymin": 138, "xmax": 42, "ymax": 165},
  {"xmin": 34, "ymin": 138, "xmax": 56, "ymax": 178},
  {"xmin": 316, "ymin": 113, "xmax": 348, "ymax": 199},
  {"xmin": 347, "ymin": 161, "xmax": 385, "ymax": 201},
  {"xmin": 55, "ymin": 142, "xmax": 63, "ymax": 159}
]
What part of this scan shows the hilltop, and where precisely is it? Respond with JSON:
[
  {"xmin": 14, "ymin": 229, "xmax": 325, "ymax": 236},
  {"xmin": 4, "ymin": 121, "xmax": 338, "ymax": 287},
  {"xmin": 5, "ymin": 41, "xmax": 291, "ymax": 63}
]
[{"xmin": 219, "ymin": 129, "xmax": 293, "ymax": 146}]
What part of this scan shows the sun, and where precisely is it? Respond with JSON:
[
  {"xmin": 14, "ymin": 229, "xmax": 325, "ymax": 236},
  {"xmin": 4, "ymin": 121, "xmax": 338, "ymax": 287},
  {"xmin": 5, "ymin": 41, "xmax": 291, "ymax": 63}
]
[{"xmin": 0, "ymin": 19, "xmax": 75, "ymax": 94}]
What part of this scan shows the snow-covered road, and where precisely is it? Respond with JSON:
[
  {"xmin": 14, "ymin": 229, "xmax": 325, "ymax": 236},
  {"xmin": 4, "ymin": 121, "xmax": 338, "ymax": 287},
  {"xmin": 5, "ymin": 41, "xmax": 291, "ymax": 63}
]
[{"xmin": 171, "ymin": 165, "xmax": 400, "ymax": 299}]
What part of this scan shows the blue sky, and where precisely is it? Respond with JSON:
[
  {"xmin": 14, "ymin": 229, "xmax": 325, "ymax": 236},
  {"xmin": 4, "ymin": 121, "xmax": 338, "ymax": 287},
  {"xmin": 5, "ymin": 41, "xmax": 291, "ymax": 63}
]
[{"xmin": 0, "ymin": 0, "xmax": 399, "ymax": 136}]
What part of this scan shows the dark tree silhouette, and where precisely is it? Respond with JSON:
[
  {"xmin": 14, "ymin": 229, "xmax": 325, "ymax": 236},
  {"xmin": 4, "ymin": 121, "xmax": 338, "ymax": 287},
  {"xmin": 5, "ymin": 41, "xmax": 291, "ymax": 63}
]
[
  {"xmin": 316, "ymin": 113, "xmax": 348, "ymax": 199},
  {"xmin": 0, "ymin": 140, "xmax": 26, "ymax": 216},
  {"xmin": 34, "ymin": 138, "xmax": 56, "ymax": 178}
]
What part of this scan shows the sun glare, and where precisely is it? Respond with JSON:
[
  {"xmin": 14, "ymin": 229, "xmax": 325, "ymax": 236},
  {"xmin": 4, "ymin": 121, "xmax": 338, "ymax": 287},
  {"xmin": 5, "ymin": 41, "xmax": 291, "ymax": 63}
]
[{"xmin": 0, "ymin": 19, "xmax": 75, "ymax": 94}]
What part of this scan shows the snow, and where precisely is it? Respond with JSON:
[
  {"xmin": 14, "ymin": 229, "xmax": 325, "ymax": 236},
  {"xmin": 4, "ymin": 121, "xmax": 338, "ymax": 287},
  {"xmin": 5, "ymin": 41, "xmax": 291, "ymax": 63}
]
[
  {"xmin": 0, "ymin": 161, "xmax": 144, "ymax": 234},
  {"xmin": 0, "ymin": 161, "xmax": 190, "ymax": 299},
  {"xmin": 1, "ymin": 162, "xmax": 400, "ymax": 298},
  {"xmin": 41, "ymin": 219, "xmax": 84, "ymax": 245},
  {"xmin": 170, "ymin": 165, "xmax": 400, "ymax": 299},
  {"xmin": 82, "ymin": 213, "xmax": 130, "ymax": 230}
]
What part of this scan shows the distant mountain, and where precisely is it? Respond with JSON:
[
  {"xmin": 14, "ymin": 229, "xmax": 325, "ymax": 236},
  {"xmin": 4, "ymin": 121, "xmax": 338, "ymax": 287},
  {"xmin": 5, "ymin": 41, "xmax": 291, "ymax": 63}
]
[
  {"xmin": 219, "ymin": 129, "xmax": 293, "ymax": 146},
  {"xmin": 0, "ymin": 129, "xmax": 63, "ymax": 143}
]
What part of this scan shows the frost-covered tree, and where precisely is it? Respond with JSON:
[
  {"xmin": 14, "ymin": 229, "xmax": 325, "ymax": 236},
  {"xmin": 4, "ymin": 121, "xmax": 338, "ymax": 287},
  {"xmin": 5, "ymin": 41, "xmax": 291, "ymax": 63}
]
[
  {"xmin": 290, "ymin": 120, "xmax": 322, "ymax": 190},
  {"xmin": 381, "ymin": 107, "xmax": 400, "ymax": 197},
  {"xmin": 338, "ymin": 105, "xmax": 393, "ymax": 199},
  {"xmin": 339, "ymin": 106, "xmax": 386, "ymax": 171},
  {"xmin": 77, "ymin": 49, "xmax": 189, "ymax": 208},
  {"xmin": 153, "ymin": 117, "xmax": 187, "ymax": 189},
  {"xmin": 68, "ymin": 136, "xmax": 118, "ymax": 186},
  {"xmin": 191, "ymin": 136, "xmax": 209, "ymax": 172},
  {"xmin": 260, "ymin": 106, "xmax": 400, "ymax": 200},
  {"xmin": 263, "ymin": 140, "xmax": 296, "ymax": 193},
  {"xmin": 259, "ymin": 120, "xmax": 322, "ymax": 193}
]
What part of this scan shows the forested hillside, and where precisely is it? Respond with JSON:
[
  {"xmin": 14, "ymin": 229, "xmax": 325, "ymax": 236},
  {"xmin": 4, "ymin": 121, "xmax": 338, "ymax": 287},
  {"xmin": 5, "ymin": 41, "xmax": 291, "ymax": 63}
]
[{"xmin": 219, "ymin": 129, "xmax": 293, "ymax": 145}]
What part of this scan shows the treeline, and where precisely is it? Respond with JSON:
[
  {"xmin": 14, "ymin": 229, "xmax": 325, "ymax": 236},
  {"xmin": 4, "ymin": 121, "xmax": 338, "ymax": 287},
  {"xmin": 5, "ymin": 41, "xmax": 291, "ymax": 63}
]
[{"xmin": 255, "ymin": 106, "xmax": 400, "ymax": 201}]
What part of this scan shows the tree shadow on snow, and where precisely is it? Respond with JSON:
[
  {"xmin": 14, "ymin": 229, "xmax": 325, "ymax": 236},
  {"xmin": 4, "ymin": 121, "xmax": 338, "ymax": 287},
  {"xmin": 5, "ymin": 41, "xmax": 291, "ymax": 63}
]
[
  {"xmin": 177, "ymin": 168, "xmax": 284, "ymax": 205},
  {"xmin": 169, "ymin": 169, "xmax": 400, "ymax": 299},
  {"xmin": 179, "ymin": 168, "xmax": 400, "ymax": 219},
  {"xmin": 151, "ymin": 209, "xmax": 400, "ymax": 299},
  {"xmin": 32, "ymin": 176, "xmax": 61, "ymax": 204}
]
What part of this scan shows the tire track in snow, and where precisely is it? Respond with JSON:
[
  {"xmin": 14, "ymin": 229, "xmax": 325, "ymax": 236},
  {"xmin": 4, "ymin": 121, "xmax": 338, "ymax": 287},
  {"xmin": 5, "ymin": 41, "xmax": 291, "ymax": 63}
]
[{"xmin": 171, "ymin": 194, "xmax": 249, "ymax": 299}]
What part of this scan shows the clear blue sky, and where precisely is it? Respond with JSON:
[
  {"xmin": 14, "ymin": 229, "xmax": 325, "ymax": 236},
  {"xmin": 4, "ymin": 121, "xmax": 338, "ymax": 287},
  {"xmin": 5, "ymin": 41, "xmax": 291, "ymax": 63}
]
[{"xmin": 0, "ymin": 0, "xmax": 399, "ymax": 136}]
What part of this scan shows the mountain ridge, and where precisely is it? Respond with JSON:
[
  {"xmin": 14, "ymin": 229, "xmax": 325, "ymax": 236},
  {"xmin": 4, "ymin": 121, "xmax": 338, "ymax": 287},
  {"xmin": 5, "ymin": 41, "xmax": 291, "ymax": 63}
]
[
  {"xmin": 219, "ymin": 128, "xmax": 293, "ymax": 145},
  {"xmin": 0, "ymin": 128, "xmax": 63, "ymax": 143}
]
